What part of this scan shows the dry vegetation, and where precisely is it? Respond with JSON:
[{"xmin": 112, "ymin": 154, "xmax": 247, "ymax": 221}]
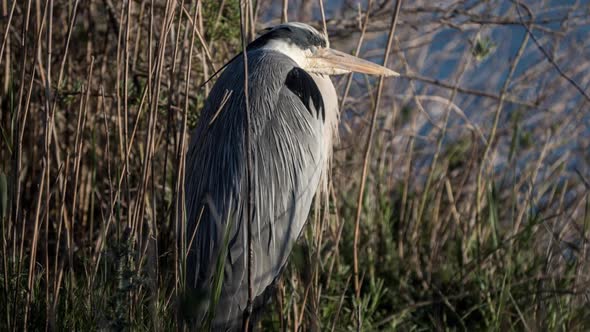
[{"xmin": 1, "ymin": 0, "xmax": 590, "ymax": 330}]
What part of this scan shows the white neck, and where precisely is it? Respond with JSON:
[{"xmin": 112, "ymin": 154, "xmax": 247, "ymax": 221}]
[{"xmin": 259, "ymin": 40, "xmax": 312, "ymax": 69}]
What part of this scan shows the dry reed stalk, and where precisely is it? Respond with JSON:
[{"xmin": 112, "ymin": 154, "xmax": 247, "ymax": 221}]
[
  {"xmin": 43, "ymin": 3, "xmax": 55, "ymax": 327},
  {"xmin": 302, "ymin": 3, "xmax": 332, "ymax": 323},
  {"xmin": 338, "ymin": 0, "xmax": 373, "ymax": 111},
  {"xmin": 325, "ymin": 181, "xmax": 343, "ymax": 288},
  {"xmin": 98, "ymin": 85, "xmax": 114, "ymax": 265},
  {"xmin": 281, "ymin": 0, "xmax": 288, "ymax": 23},
  {"xmin": 197, "ymin": 1, "xmax": 210, "ymax": 95},
  {"xmin": 131, "ymin": 2, "xmax": 177, "ymax": 326},
  {"xmin": 22, "ymin": 1, "xmax": 49, "ymax": 326},
  {"xmin": 91, "ymin": 62, "xmax": 152, "ymax": 281},
  {"xmin": 0, "ymin": 0, "xmax": 16, "ymax": 66},
  {"xmin": 214, "ymin": 0, "xmax": 226, "ymax": 29},
  {"xmin": 162, "ymin": 1, "xmax": 186, "ymax": 239},
  {"xmin": 123, "ymin": 0, "xmax": 133, "ymax": 241},
  {"xmin": 176, "ymin": 0, "xmax": 200, "ymax": 301},
  {"xmin": 238, "ymin": 0, "xmax": 254, "ymax": 329},
  {"xmin": 114, "ymin": 2, "xmax": 125, "ymax": 230},
  {"xmin": 12, "ymin": 0, "xmax": 34, "ymax": 254},
  {"xmin": 352, "ymin": 1, "xmax": 402, "ymax": 329},
  {"xmin": 330, "ymin": 275, "xmax": 351, "ymax": 332},
  {"xmin": 476, "ymin": 10, "xmax": 530, "ymax": 232},
  {"xmin": 180, "ymin": 6, "xmax": 217, "ymax": 72}
]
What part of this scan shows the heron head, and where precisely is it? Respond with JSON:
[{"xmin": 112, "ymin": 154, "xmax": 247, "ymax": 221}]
[{"xmin": 250, "ymin": 22, "xmax": 399, "ymax": 77}]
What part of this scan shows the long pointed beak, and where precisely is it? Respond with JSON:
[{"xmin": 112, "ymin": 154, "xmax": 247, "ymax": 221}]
[{"xmin": 308, "ymin": 48, "xmax": 399, "ymax": 76}]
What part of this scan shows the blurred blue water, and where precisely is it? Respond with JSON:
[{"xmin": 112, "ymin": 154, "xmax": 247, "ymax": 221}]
[{"xmin": 261, "ymin": 1, "xmax": 590, "ymax": 184}]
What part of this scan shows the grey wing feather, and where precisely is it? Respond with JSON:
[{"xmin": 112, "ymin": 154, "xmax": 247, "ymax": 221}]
[{"xmin": 184, "ymin": 50, "xmax": 327, "ymax": 331}]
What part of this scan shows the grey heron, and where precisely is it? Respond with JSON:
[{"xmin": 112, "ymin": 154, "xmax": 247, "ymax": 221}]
[{"xmin": 184, "ymin": 22, "xmax": 397, "ymax": 330}]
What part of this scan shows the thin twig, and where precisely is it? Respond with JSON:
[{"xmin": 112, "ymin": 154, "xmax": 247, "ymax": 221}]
[
  {"xmin": 402, "ymin": 73, "xmax": 538, "ymax": 109},
  {"xmin": 514, "ymin": 1, "xmax": 590, "ymax": 103}
]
